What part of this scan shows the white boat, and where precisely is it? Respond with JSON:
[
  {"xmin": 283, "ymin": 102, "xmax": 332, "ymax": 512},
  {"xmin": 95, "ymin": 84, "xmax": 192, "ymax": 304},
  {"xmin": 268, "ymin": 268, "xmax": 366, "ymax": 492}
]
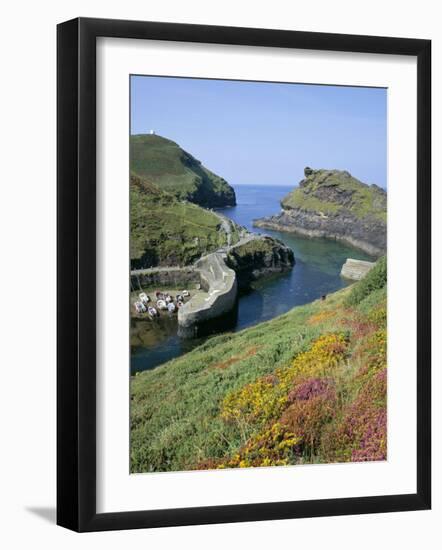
[
  {"xmin": 167, "ymin": 302, "xmax": 176, "ymax": 313},
  {"xmin": 134, "ymin": 301, "xmax": 146, "ymax": 314},
  {"xmin": 156, "ymin": 299, "xmax": 167, "ymax": 310},
  {"xmin": 139, "ymin": 292, "xmax": 150, "ymax": 304},
  {"xmin": 182, "ymin": 290, "xmax": 190, "ymax": 297},
  {"xmin": 148, "ymin": 306, "xmax": 158, "ymax": 318}
]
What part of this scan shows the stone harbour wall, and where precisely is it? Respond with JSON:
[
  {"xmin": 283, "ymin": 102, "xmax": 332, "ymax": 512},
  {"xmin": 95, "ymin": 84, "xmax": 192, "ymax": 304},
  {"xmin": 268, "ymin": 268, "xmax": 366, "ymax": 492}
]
[
  {"xmin": 178, "ymin": 253, "xmax": 238, "ymax": 330},
  {"xmin": 340, "ymin": 258, "xmax": 376, "ymax": 281}
]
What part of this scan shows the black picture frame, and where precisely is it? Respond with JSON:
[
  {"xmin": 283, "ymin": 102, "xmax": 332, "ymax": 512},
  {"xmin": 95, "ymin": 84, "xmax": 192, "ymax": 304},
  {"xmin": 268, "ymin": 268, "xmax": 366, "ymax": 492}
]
[{"xmin": 57, "ymin": 17, "xmax": 431, "ymax": 532}]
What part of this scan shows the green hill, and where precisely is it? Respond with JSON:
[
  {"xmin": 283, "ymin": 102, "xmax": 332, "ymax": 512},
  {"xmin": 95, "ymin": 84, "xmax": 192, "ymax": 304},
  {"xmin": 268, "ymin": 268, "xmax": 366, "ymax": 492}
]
[
  {"xmin": 281, "ymin": 168, "xmax": 387, "ymax": 222},
  {"xmin": 131, "ymin": 257, "xmax": 387, "ymax": 472},
  {"xmin": 130, "ymin": 134, "xmax": 236, "ymax": 207},
  {"xmin": 255, "ymin": 168, "xmax": 387, "ymax": 257},
  {"xmin": 130, "ymin": 174, "xmax": 239, "ymax": 269}
]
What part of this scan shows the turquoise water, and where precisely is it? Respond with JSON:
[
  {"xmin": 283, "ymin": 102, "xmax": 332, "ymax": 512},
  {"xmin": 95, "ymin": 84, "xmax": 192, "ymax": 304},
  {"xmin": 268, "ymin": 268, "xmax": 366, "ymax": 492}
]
[{"xmin": 131, "ymin": 185, "xmax": 374, "ymax": 373}]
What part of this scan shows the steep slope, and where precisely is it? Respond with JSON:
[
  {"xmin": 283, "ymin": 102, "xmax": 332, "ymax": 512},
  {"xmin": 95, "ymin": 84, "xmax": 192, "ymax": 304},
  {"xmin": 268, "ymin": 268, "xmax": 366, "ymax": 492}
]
[
  {"xmin": 130, "ymin": 257, "xmax": 387, "ymax": 472},
  {"xmin": 130, "ymin": 174, "xmax": 237, "ymax": 269},
  {"xmin": 130, "ymin": 134, "xmax": 236, "ymax": 207},
  {"xmin": 254, "ymin": 168, "xmax": 387, "ymax": 256}
]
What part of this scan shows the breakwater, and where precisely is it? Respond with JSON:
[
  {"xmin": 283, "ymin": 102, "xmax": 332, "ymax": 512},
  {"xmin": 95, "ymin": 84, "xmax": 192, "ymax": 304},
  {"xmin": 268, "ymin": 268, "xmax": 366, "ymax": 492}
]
[{"xmin": 131, "ymin": 253, "xmax": 238, "ymax": 337}]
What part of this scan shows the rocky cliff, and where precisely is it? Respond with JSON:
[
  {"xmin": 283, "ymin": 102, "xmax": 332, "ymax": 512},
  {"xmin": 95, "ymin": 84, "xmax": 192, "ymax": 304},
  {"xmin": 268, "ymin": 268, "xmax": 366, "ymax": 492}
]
[
  {"xmin": 130, "ymin": 134, "xmax": 236, "ymax": 208},
  {"xmin": 254, "ymin": 168, "xmax": 387, "ymax": 257}
]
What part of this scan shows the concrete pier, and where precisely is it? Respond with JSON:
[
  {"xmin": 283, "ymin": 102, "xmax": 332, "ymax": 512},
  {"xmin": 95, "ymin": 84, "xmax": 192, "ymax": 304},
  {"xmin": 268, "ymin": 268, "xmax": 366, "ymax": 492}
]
[
  {"xmin": 341, "ymin": 258, "xmax": 376, "ymax": 281},
  {"xmin": 178, "ymin": 253, "xmax": 237, "ymax": 331},
  {"xmin": 130, "ymin": 253, "xmax": 238, "ymax": 336}
]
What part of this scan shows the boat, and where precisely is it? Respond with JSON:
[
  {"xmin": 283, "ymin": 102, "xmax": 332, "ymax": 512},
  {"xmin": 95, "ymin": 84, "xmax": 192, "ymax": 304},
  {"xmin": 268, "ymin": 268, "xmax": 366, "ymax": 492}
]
[
  {"xmin": 139, "ymin": 292, "xmax": 150, "ymax": 304},
  {"xmin": 134, "ymin": 301, "xmax": 147, "ymax": 314},
  {"xmin": 167, "ymin": 302, "xmax": 176, "ymax": 313},
  {"xmin": 182, "ymin": 290, "xmax": 190, "ymax": 297},
  {"xmin": 156, "ymin": 299, "xmax": 167, "ymax": 310},
  {"xmin": 148, "ymin": 306, "xmax": 158, "ymax": 318}
]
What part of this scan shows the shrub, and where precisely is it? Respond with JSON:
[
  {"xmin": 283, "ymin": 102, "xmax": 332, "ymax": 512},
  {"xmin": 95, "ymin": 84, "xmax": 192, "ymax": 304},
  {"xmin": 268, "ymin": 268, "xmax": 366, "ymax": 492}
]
[
  {"xmin": 322, "ymin": 368, "xmax": 387, "ymax": 462},
  {"xmin": 352, "ymin": 408, "xmax": 387, "ymax": 461},
  {"xmin": 345, "ymin": 256, "xmax": 387, "ymax": 306},
  {"xmin": 221, "ymin": 333, "xmax": 348, "ymax": 430},
  {"xmin": 288, "ymin": 377, "xmax": 334, "ymax": 402},
  {"xmin": 217, "ymin": 422, "xmax": 301, "ymax": 468},
  {"xmin": 281, "ymin": 388, "xmax": 337, "ymax": 457},
  {"xmin": 221, "ymin": 377, "xmax": 287, "ymax": 427},
  {"xmin": 278, "ymin": 332, "xmax": 349, "ymax": 386}
]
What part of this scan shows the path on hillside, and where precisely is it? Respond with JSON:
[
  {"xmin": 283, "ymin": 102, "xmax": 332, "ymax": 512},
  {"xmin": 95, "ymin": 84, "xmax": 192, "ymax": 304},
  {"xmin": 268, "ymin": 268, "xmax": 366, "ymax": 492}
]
[
  {"xmin": 210, "ymin": 209, "xmax": 261, "ymax": 253},
  {"xmin": 131, "ymin": 211, "xmax": 262, "ymax": 278},
  {"xmin": 209, "ymin": 210, "xmax": 233, "ymax": 247}
]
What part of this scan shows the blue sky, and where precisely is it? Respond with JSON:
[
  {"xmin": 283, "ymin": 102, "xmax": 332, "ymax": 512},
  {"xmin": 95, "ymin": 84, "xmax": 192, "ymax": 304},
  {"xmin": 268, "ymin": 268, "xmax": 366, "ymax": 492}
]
[{"xmin": 131, "ymin": 76, "xmax": 387, "ymax": 188}]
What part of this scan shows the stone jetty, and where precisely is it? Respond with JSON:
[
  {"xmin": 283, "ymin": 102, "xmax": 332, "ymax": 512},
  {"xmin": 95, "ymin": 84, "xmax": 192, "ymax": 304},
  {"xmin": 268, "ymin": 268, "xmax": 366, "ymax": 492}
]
[{"xmin": 340, "ymin": 258, "xmax": 376, "ymax": 280}]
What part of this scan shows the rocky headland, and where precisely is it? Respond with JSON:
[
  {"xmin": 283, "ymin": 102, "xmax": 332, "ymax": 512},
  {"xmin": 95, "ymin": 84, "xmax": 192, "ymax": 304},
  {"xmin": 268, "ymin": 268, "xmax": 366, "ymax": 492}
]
[
  {"xmin": 254, "ymin": 167, "xmax": 387, "ymax": 257},
  {"xmin": 130, "ymin": 134, "xmax": 236, "ymax": 208}
]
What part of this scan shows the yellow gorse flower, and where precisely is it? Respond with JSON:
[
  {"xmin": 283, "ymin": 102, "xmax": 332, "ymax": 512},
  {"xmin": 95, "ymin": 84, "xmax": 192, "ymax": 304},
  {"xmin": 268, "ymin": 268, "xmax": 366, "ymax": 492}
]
[
  {"xmin": 218, "ymin": 422, "xmax": 301, "ymax": 468},
  {"xmin": 221, "ymin": 333, "xmax": 348, "ymax": 427}
]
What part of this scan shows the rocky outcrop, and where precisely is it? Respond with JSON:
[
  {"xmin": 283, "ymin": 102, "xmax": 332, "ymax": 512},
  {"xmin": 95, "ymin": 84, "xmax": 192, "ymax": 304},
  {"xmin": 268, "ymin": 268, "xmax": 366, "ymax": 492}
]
[
  {"xmin": 226, "ymin": 236, "xmax": 295, "ymax": 290},
  {"xmin": 340, "ymin": 258, "xmax": 376, "ymax": 281},
  {"xmin": 254, "ymin": 168, "xmax": 386, "ymax": 257}
]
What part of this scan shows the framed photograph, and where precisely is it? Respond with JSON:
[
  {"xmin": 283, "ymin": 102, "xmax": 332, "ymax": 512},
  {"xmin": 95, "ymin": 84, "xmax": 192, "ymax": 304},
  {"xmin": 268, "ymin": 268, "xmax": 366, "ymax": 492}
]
[{"xmin": 57, "ymin": 17, "xmax": 431, "ymax": 532}]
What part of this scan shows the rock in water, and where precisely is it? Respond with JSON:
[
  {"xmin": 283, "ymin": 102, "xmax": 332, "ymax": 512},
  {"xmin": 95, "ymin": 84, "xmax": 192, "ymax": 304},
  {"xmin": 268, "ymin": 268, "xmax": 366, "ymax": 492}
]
[
  {"xmin": 254, "ymin": 168, "xmax": 387, "ymax": 257},
  {"xmin": 226, "ymin": 236, "xmax": 295, "ymax": 290}
]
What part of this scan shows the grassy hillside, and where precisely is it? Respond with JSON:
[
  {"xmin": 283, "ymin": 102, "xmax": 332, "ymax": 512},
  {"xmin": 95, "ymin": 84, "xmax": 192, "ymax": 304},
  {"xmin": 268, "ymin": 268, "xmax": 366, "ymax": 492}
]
[
  {"xmin": 130, "ymin": 174, "xmax": 240, "ymax": 269},
  {"xmin": 130, "ymin": 134, "xmax": 236, "ymax": 207},
  {"xmin": 282, "ymin": 169, "xmax": 387, "ymax": 223},
  {"xmin": 131, "ymin": 257, "xmax": 387, "ymax": 472}
]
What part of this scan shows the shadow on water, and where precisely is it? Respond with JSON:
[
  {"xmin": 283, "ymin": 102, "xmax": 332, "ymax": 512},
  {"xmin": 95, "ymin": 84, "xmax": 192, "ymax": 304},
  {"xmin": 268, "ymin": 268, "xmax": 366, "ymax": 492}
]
[
  {"xmin": 131, "ymin": 302, "xmax": 239, "ymax": 374},
  {"xmin": 131, "ymin": 185, "xmax": 375, "ymax": 374}
]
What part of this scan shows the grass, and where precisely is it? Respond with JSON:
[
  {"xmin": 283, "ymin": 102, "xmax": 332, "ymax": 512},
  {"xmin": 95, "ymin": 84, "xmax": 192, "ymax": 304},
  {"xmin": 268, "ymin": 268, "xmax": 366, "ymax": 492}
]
[
  {"xmin": 284, "ymin": 188, "xmax": 341, "ymax": 215},
  {"xmin": 282, "ymin": 169, "xmax": 387, "ymax": 223},
  {"xmin": 130, "ymin": 257, "xmax": 387, "ymax": 472},
  {"xmin": 130, "ymin": 174, "xmax": 233, "ymax": 268},
  {"xmin": 130, "ymin": 134, "xmax": 236, "ymax": 207}
]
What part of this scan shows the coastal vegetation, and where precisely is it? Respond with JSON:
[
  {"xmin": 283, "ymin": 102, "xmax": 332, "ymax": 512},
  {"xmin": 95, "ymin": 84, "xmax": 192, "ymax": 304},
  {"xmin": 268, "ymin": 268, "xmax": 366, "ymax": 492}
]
[
  {"xmin": 130, "ymin": 173, "xmax": 240, "ymax": 269},
  {"xmin": 130, "ymin": 257, "xmax": 387, "ymax": 472},
  {"xmin": 130, "ymin": 134, "xmax": 236, "ymax": 207},
  {"xmin": 282, "ymin": 168, "xmax": 387, "ymax": 223}
]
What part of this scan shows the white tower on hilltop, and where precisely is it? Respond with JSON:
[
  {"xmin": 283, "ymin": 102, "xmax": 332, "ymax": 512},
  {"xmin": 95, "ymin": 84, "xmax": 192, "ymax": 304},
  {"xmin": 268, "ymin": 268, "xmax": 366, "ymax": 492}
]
[{"xmin": 150, "ymin": 129, "xmax": 155, "ymax": 135}]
